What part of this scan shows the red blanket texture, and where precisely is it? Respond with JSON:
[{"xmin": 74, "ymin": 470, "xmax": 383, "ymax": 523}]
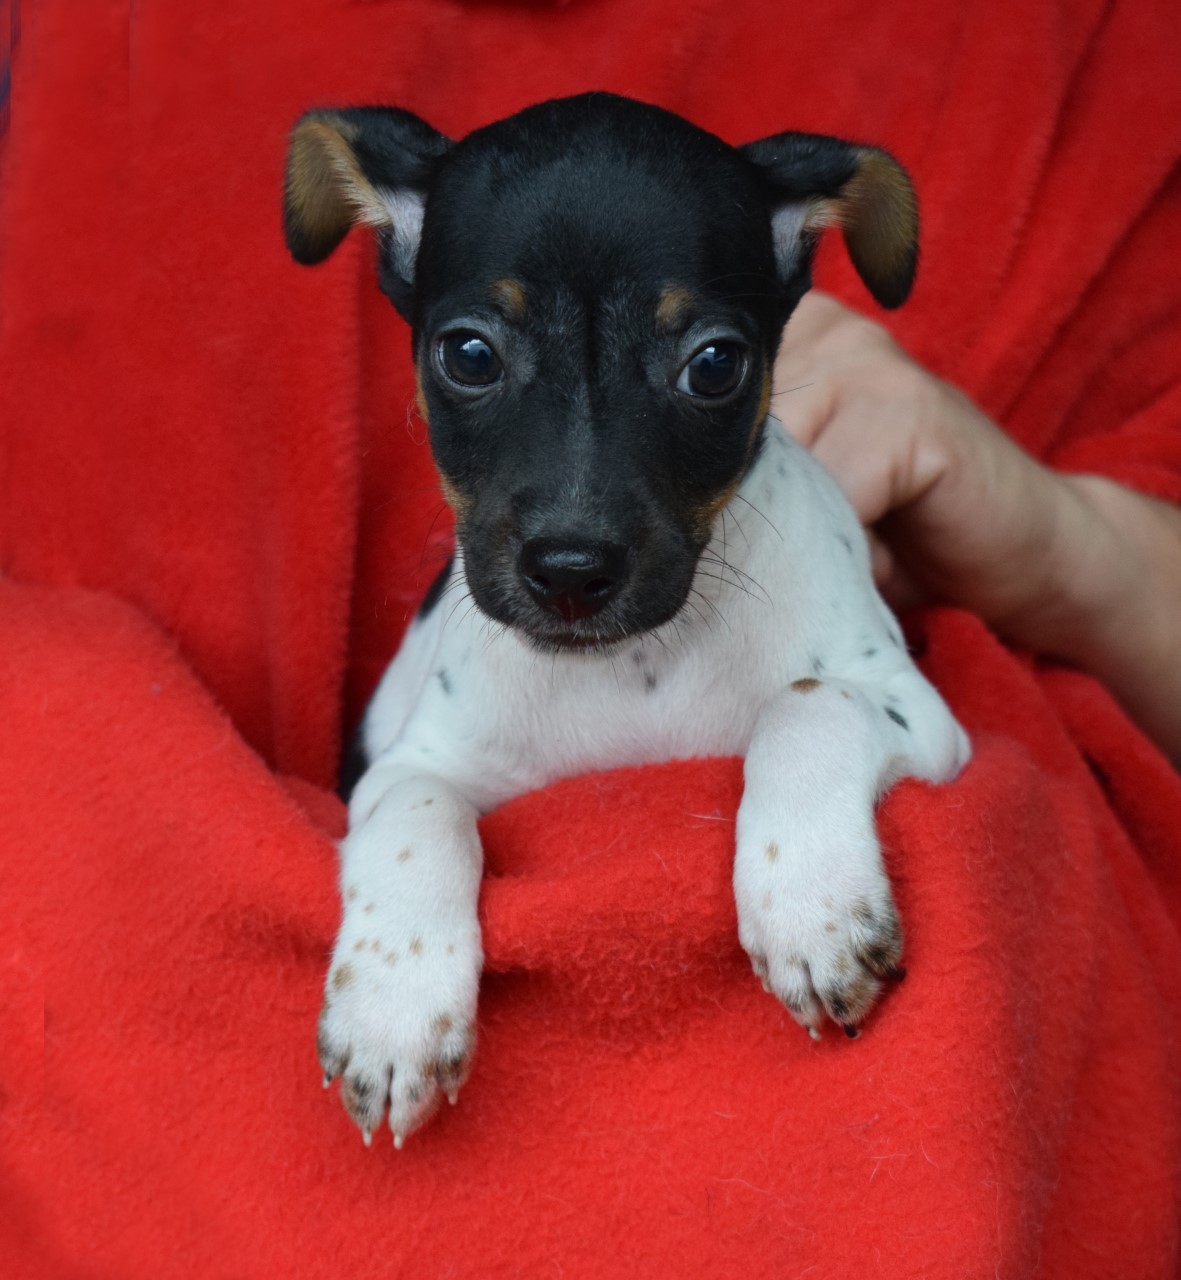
[{"xmin": 3, "ymin": 0, "xmax": 1180, "ymax": 1275}]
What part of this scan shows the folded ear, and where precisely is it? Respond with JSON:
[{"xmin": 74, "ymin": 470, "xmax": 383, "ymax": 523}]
[
  {"xmin": 283, "ymin": 106, "xmax": 451, "ymax": 314},
  {"xmin": 740, "ymin": 132, "xmax": 918, "ymax": 309}
]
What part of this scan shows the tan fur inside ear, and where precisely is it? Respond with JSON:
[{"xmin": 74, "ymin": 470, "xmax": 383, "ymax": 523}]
[
  {"xmin": 804, "ymin": 149, "xmax": 917, "ymax": 307},
  {"xmin": 288, "ymin": 116, "xmax": 389, "ymax": 231},
  {"xmin": 841, "ymin": 149, "xmax": 918, "ymax": 303}
]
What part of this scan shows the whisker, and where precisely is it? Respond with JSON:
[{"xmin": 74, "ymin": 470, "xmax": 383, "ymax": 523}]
[{"xmin": 733, "ymin": 493, "xmax": 783, "ymax": 542}]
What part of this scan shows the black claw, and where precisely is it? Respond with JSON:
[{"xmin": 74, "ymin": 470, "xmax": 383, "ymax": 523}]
[{"xmin": 842, "ymin": 1023, "xmax": 860, "ymax": 1039}]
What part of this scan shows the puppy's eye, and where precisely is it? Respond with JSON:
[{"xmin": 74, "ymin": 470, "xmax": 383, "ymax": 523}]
[
  {"xmin": 438, "ymin": 332, "xmax": 503, "ymax": 388},
  {"xmin": 676, "ymin": 342, "xmax": 747, "ymax": 399}
]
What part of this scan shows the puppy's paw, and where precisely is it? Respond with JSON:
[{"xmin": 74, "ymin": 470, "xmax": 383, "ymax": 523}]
[
  {"xmin": 735, "ymin": 840, "xmax": 903, "ymax": 1037},
  {"xmin": 317, "ymin": 918, "xmax": 481, "ymax": 1146}
]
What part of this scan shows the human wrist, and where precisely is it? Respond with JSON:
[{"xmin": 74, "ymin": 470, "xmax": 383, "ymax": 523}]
[{"xmin": 985, "ymin": 467, "xmax": 1135, "ymax": 665}]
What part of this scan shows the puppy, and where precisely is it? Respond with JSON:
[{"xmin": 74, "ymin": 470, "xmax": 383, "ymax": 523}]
[{"xmin": 284, "ymin": 92, "xmax": 970, "ymax": 1146}]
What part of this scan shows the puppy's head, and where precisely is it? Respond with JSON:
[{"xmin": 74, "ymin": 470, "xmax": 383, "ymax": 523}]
[{"xmin": 284, "ymin": 93, "xmax": 917, "ymax": 651}]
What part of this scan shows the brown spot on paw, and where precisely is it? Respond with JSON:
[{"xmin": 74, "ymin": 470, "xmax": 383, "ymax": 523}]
[
  {"xmin": 341, "ymin": 1075, "xmax": 381, "ymax": 1127},
  {"xmin": 857, "ymin": 916, "xmax": 904, "ymax": 975},
  {"xmin": 820, "ymin": 970, "xmax": 881, "ymax": 1026},
  {"xmin": 316, "ymin": 1017, "xmax": 347, "ymax": 1077},
  {"xmin": 396, "ymin": 848, "xmax": 412, "ymax": 863},
  {"xmin": 824, "ymin": 921, "xmax": 838, "ymax": 934},
  {"xmin": 384, "ymin": 949, "xmax": 399, "ymax": 966},
  {"xmin": 369, "ymin": 939, "xmax": 381, "ymax": 954},
  {"xmin": 363, "ymin": 902, "xmax": 374, "ymax": 913},
  {"xmin": 409, "ymin": 937, "xmax": 424, "ymax": 956},
  {"xmin": 435, "ymin": 1050, "xmax": 471, "ymax": 1092},
  {"xmin": 851, "ymin": 900, "xmax": 877, "ymax": 929},
  {"xmin": 432, "ymin": 1014, "xmax": 454, "ymax": 1036},
  {"xmin": 331, "ymin": 962, "xmax": 355, "ymax": 990},
  {"xmin": 446, "ymin": 944, "xmax": 455, "ymax": 955},
  {"xmin": 352, "ymin": 938, "xmax": 366, "ymax": 952},
  {"xmin": 781, "ymin": 993, "xmax": 811, "ymax": 1018},
  {"xmin": 346, "ymin": 886, "xmax": 359, "ymax": 902},
  {"xmin": 765, "ymin": 841, "xmax": 780, "ymax": 864},
  {"xmin": 791, "ymin": 677, "xmax": 821, "ymax": 693},
  {"xmin": 433, "ymin": 1025, "xmax": 475, "ymax": 1091}
]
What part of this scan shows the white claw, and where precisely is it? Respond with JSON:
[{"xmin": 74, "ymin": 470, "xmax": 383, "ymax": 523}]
[
  {"xmin": 393, "ymin": 1131, "xmax": 405, "ymax": 1150},
  {"xmin": 446, "ymin": 1089, "xmax": 459, "ymax": 1106},
  {"xmin": 807, "ymin": 1026, "xmax": 821, "ymax": 1042},
  {"xmin": 362, "ymin": 1127, "xmax": 372, "ymax": 1147}
]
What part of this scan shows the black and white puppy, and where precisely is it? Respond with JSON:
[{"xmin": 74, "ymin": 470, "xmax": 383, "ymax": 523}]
[{"xmin": 284, "ymin": 93, "xmax": 969, "ymax": 1147}]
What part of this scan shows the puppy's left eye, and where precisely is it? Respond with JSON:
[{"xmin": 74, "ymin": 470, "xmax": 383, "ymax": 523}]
[
  {"xmin": 438, "ymin": 332, "xmax": 504, "ymax": 388},
  {"xmin": 676, "ymin": 342, "xmax": 747, "ymax": 399}
]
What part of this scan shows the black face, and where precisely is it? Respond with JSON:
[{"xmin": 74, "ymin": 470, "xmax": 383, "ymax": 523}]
[
  {"xmin": 412, "ymin": 97, "xmax": 788, "ymax": 652},
  {"xmin": 285, "ymin": 93, "xmax": 918, "ymax": 652}
]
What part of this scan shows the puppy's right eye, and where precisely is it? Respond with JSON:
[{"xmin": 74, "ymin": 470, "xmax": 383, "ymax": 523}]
[{"xmin": 438, "ymin": 332, "xmax": 503, "ymax": 388}]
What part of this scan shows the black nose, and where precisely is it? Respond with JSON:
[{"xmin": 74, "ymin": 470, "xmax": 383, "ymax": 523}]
[{"xmin": 518, "ymin": 539, "xmax": 629, "ymax": 624}]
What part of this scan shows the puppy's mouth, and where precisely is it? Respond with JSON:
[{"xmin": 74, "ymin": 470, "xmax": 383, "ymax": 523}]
[
  {"xmin": 520, "ymin": 621, "xmax": 631, "ymax": 655},
  {"xmin": 460, "ymin": 548, "xmax": 698, "ymax": 654}
]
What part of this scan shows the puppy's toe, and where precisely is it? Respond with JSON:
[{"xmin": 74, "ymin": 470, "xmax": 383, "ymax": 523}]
[
  {"xmin": 316, "ymin": 927, "xmax": 481, "ymax": 1143},
  {"xmin": 739, "ymin": 860, "xmax": 904, "ymax": 1037}
]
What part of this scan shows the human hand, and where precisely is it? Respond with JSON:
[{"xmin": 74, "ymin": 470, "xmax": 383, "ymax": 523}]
[
  {"xmin": 774, "ymin": 293, "xmax": 1106, "ymax": 649},
  {"xmin": 773, "ymin": 292, "xmax": 1181, "ymax": 763}
]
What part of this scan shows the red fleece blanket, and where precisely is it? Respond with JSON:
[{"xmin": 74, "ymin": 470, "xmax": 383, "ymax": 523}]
[{"xmin": 3, "ymin": 1, "xmax": 1181, "ymax": 1276}]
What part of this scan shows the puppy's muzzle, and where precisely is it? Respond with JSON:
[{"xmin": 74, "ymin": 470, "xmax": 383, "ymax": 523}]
[{"xmin": 517, "ymin": 538, "xmax": 629, "ymax": 625}]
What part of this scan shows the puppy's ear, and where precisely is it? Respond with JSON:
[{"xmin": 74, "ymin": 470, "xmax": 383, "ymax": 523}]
[
  {"xmin": 284, "ymin": 106, "xmax": 451, "ymax": 314},
  {"xmin": 740, "ymin": 133, "xmax": 918, "ymax": 309}
]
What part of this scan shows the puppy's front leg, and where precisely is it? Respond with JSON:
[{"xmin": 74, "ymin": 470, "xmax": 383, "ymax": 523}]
[
  {"xmin": 735, "ymin": 671, "xmax": 967, "ymax": 1036},
  {"xmin": 318, "ymin": 764, "xmax": 483, "ymax": 1146}
]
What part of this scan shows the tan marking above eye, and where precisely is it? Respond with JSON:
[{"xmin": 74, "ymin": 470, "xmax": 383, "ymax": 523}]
[
  {"xmin": 655, "ymin": 286, "xmax": 695, "ymax": 331},
  {"xmin": 490, "ymin": 277, "xmax": 526, "ymax": 321}
]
